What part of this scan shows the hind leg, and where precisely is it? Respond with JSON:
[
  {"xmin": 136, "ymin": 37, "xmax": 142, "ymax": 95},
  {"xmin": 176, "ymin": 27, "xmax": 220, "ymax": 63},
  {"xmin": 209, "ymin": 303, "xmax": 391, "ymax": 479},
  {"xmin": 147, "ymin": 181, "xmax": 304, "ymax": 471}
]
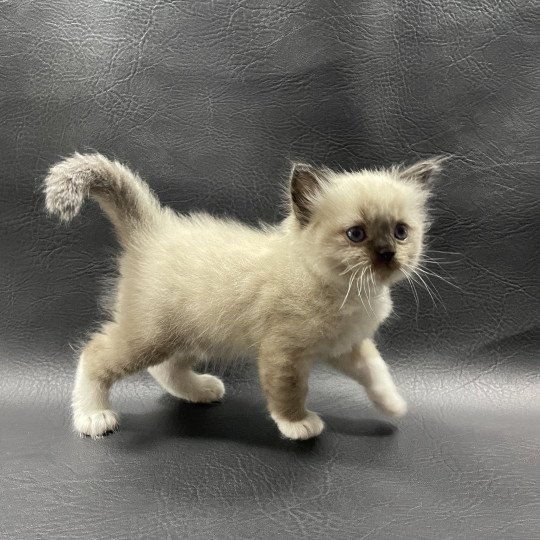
[
  {"xmin": 72, "ymin": 322, "xmax": 165, "ymax": 438},
  {"xmin": 148, "ymin": 355, "xmax": 225, "ymax": 403},
  {"xmin": 72, "ymin": 351, "xmax": 119, "ymax": 439}
]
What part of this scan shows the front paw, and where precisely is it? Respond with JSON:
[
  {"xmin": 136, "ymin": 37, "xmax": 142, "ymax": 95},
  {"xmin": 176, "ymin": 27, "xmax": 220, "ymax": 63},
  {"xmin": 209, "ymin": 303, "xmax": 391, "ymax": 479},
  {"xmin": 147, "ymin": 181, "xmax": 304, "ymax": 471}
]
[
  {"xmin": 73, "ymin": 409, "xmax": 119, "ymax": 439},
  {"xmin": 271, "ymin": 410, "xmax": 325, "ymax": 440},
  {"xmin": 369, "ymin": 388, "xmax": 408, "ymax": 418}
]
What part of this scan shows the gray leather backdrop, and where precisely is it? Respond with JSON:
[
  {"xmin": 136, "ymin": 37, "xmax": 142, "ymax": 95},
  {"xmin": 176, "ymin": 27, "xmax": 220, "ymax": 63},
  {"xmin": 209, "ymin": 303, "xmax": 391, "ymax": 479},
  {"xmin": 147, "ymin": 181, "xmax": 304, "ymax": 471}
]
[{"xmin": 1, "ymin": 1, "xmax": 538, "ymax": 538}]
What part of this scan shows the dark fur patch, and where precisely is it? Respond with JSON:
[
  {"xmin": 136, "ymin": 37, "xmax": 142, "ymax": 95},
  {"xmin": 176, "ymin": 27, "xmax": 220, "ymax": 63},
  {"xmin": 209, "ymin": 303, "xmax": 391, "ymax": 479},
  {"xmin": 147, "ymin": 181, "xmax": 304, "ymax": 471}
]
[{"xmin": 290, "ymin": 164, "xmax": 323, "ymax": 226}]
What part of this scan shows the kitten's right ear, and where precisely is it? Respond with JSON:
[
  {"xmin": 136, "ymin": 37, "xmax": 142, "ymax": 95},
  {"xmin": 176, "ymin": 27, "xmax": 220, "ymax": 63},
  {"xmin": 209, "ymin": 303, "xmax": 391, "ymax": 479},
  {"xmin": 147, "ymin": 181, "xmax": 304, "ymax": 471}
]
[
  {"xmin": 290, "ymin": 163, "xmax": 326, "ymax": 226},
  {"xmin": 399, "ymin": 156, "xmax": 448, "ymax": 188}
]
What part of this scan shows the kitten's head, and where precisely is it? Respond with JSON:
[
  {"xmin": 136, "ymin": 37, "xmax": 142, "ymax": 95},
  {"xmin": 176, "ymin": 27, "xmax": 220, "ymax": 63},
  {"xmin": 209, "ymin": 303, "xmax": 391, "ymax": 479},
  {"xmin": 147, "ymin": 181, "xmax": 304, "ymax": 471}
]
[{"xmin": 289, "ymin": 158, "xmax": 444, "ymax": 287}]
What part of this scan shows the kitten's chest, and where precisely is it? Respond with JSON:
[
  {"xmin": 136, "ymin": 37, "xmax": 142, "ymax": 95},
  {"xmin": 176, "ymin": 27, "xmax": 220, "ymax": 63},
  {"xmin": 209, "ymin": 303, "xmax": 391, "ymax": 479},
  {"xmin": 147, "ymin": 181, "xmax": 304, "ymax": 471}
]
[
  {"xmin": 310, "ymin": 294, "xmax": 391, "ymax": 359},
  {"xmin": 310, "ymin": 309, "xmax": 374, "ymax": 359}
]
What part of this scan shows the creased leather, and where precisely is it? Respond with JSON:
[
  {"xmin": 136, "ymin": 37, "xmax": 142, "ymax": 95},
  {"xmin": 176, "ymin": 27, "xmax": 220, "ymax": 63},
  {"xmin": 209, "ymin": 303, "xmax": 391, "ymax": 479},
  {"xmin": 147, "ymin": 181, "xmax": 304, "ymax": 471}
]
[{"xmin": 0, "ymin": 0, "xmax": 538, "ymax": 538}]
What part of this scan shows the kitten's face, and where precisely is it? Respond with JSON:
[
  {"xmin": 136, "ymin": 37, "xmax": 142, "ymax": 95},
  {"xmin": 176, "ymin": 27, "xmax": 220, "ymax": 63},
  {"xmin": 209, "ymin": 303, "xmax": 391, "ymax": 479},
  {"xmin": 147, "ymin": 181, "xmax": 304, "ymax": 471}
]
[{"xmin": 290, "ymin": 159, "xmax": 443, "ymax": 288}]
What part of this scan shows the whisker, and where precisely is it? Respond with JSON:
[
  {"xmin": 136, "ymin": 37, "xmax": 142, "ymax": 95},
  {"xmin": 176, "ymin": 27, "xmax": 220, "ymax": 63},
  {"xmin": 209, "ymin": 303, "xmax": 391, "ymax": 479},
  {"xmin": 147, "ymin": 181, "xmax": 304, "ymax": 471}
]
[
  {"xmin": 339, "ymin": 261, "xmax": 363, "ymax": 276},
  {"xmin": 425, "ymin": 249, "xmax": 463, "ymax": 257},
  {"xmin": 368, "ymin": 267, "xmax": 376, "ymax": 290},
  {"xmin": 365, "ymin": 268, "xmax": 376, "ymax": 312},
  {"xmin": 339, "ymin": 267, "xmax": 359, "ymax": 310},
  {"xmin": 415, "ymin": 265, "xmax": 464, "ymax": 291},
  {"xmin": 356, "ymin": 267, "xmax": 367, "ymax": 296},
  {"xmin": 416, "ymin": 272, "xmax": 447, "ymax": 308},
  {"xmin": 405, "ymin": 274, "xmax": 420, "ymax": 324},
  {"xmin": 407, "ymin": 272, "xmax": 437, "ymax": 308},
  {"xmin": 356, "ymin": 268, "xmax": 376, "ymax": 314},
  {"xmin": 420, "ymin": 256, "xmax": 459, "ymax": 266},
  {"xmin": 356, "ymin": 270, "xmax": 369, "ymax": 313},
  {"xmin": 409, "ymin": 267, "xmax": 447, "ymax": 312}
]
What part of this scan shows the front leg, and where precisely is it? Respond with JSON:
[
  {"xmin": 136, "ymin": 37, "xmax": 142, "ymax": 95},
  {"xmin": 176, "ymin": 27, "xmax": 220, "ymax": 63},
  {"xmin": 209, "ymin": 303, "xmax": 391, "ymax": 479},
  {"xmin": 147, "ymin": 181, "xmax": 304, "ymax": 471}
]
[
  {"xmin": 328, "ymin": 339, "xmax": 407, "ymax": 417},
  {"xmin": 258, "ymin": 342, "xmax": 324, "ymax": 440}
]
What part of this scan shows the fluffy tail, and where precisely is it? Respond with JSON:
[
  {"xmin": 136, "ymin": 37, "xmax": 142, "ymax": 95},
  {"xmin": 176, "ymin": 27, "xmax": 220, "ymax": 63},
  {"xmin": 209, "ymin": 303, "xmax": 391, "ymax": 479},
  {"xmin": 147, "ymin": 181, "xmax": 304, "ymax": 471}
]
[{"xmin": 43, "ymin": 153, "xmax": 161, "ymax": 244}]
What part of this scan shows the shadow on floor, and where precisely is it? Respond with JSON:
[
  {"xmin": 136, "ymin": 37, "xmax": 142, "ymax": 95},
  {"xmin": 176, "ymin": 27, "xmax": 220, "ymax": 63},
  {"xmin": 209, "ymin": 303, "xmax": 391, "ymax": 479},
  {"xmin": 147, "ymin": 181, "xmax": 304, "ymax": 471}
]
[{"xmin": 117, "ymin": 393, "xmax": 397, "ymax": 455}]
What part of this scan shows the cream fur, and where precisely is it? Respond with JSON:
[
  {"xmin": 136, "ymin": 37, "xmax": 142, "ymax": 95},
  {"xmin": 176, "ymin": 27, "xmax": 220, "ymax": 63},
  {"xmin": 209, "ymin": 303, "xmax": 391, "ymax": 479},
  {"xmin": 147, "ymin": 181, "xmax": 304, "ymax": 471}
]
[{"xmin": 43, "ymin": 153, "xmax": 442, "ymax": 440}]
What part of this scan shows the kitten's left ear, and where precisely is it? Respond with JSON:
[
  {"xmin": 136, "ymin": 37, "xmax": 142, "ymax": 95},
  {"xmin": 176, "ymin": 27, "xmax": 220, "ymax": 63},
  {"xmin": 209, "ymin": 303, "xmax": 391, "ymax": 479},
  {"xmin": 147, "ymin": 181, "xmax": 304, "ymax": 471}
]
[
  {"xmin": 399, "ymin": 156, "xmax": 448, "ymax": 187},
  {"xmin": 290, "ymin": 163, "xmax": 327, "ymax": 226}
]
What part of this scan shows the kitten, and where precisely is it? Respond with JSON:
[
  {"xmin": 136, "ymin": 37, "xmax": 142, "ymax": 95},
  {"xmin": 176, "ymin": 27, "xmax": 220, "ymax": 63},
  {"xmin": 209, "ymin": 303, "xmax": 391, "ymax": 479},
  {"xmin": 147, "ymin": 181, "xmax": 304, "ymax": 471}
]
[{"xmin": 43, "ymin": 153, "xmax": 443, "ymax": 440}]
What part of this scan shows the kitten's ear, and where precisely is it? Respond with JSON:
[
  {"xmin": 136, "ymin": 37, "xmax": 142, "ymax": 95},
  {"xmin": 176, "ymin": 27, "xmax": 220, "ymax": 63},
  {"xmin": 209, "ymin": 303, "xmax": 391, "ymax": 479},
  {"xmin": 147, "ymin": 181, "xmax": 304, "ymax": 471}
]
[
  {"xmin": 290, "ymin": 163, "xmax": 326, "ymax": 226},
  {"xmin": 399, "ymin": 156, "xmax": 447, "ymax": 187}
]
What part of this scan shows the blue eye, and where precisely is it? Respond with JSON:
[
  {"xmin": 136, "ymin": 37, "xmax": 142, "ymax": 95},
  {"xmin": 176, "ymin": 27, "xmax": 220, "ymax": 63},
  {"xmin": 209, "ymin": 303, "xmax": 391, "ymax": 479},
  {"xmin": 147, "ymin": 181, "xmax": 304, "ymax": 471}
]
[
  {"xmin": 394, "ymin": 223, "xmax": 408, "ymax": 240},
  {"xmin": 346, "ymin": 226, "xmax": 366, "ymax": 243}
]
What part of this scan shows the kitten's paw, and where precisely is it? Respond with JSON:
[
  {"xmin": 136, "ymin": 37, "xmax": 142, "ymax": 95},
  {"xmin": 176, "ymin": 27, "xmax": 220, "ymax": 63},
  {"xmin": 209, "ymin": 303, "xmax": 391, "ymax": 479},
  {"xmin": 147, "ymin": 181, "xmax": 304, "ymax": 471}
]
[
  {"xmin": 73, "ymin": 409, "xmax": 119, "ymax": 439},
  {"xmin": 184, "ymin": 374, "xmax": 225, "ymax": 403},
  {"xmin": 271, "ymin": 410, "xmax": 325, "ymax": 440},
  {"xmin": 370, "ymin": 389, "xmax": 407, "ymax": 418}
]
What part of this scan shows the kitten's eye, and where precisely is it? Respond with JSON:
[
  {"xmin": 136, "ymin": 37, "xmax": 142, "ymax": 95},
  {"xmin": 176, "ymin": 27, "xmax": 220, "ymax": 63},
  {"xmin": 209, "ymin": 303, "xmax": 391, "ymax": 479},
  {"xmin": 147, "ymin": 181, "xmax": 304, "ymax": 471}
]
[
  {"xmin": 346, "ymin": 226, "xmax": 366, "ymax": 243},
  {"xmin": 394, "ymin": 223, "xmax": 408, "ymax": 240}
]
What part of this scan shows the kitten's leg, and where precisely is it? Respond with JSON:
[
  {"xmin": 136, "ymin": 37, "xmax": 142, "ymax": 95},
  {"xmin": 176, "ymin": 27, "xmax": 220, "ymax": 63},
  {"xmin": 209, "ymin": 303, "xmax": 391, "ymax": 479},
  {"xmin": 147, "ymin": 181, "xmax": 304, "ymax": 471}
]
[
  {"xmin": 72, "ymin": 323, "xmax": 125, "ymax": 438},
  {"xmin": 328, "ymin": 339, "xmax": 407, "ymax": 417},
  {"xmin": 73, "ymin": 321, "xmax": 168, "ymax": 438},
  {"xmin": 72, "ymin": 352, "xmax": 119, "ymax": 439},
  {"xmin": 148, "ymin": 355, "xmax": 225, "ymax": 403},
  {"xmin": 259, "ymin": 344, "xmax": 324, "ymax": 440}
]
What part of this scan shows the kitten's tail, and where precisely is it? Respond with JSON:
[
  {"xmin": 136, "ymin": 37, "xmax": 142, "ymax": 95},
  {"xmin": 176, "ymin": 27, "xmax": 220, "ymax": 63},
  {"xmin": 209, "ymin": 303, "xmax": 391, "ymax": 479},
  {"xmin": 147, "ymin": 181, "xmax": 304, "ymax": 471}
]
[{"xmin": 43, "ymin": 153, "xmax": 161, "ymax": 244}]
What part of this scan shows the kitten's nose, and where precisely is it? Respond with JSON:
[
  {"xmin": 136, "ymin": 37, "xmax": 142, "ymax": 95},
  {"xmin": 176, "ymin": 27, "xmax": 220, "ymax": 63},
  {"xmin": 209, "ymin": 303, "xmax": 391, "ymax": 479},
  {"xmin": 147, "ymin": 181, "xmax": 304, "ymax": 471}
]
[{"xmin": 377, "ymin": 250, "xmax": 395, "ymax": 263}]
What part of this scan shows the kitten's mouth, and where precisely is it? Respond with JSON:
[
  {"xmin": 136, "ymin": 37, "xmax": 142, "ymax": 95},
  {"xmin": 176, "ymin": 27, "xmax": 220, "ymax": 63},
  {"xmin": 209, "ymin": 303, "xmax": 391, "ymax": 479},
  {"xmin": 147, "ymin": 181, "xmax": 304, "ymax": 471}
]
[{"xmin": 371, "ymin": 260, "xmax": 401, "ymax": 283}]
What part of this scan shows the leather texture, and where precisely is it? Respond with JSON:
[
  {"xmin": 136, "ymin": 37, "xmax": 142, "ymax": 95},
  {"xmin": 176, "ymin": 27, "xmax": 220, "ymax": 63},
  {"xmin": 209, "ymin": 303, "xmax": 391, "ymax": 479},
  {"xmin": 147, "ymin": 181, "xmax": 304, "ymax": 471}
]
[{"xmin": 1, "ymin": 1, "xmax": 538, "ymax": 538}]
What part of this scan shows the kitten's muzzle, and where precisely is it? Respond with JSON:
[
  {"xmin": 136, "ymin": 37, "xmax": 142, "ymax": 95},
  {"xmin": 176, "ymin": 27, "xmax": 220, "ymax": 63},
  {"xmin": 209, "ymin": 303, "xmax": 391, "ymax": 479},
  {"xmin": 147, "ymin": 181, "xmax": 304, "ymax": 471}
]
[{"xmin": 371, "ymin": 249, "xmax": 400, "ymax": 281}]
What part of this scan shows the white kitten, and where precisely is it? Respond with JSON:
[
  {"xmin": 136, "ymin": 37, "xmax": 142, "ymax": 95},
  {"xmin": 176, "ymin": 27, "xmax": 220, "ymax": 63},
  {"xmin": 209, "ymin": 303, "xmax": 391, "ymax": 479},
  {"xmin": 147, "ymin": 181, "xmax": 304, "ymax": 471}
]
[{"xmin": 43, "ymin": 153, "xmax": 443, "ymax": 440}]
